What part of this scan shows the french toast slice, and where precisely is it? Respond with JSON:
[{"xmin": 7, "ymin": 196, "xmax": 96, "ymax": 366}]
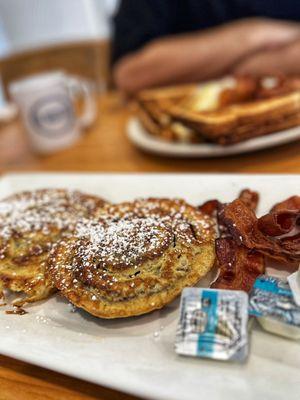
[
  {"xmin": 170, "ymin": 91, "xmax": 300, "ymax": 144},
  {"xmin": 135, "ymin": 76, "xmax": 300, "ymax": 145}
]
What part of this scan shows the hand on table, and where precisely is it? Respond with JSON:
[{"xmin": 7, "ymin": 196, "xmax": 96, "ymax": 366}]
[
  {"xmin": 234, "ymin": 38, "xmax": 300, "ymax": 76},
  {"xmin": 114, "ymin": 18, "xmax": 300, "ymax": 93}
]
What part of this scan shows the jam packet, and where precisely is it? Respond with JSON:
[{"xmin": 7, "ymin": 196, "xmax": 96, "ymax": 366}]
[
  {"xmin": 249, "ymin": 275, "xmax": 300, "ymax": 339},
  {"xmin": 175, "ymin": 288, "xmax": 249, "ymax": 362}
]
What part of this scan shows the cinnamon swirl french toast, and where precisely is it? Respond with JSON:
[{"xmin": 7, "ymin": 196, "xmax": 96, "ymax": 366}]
[
  {"xmin": 48, "ymin": 198, "xmax": 216, "ymax": 318},
  {"xmin": 0, "ymin": 189, "xmax": 107, "ymax": 305},
  {"xmin": 136, "ymin": 75, "xmax": 300, "ymax": 145}
]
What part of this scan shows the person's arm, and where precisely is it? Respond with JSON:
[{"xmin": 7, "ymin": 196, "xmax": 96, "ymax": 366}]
[
  {"xmin": 112, "ymin": 0, "xmax": 176, "ymax": 65},
  {"xmin": 234, "ymin": 39, "xmax": 300, "ymax": 76},
  {"xmin": 114, "ymin": 18, "xmax": 300, "ymax": 93}
]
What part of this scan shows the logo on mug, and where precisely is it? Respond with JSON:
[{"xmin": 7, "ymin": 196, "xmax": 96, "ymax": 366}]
[{"xmin": 30, "ymin": 95, "xmax": 75, "ymax": 136}]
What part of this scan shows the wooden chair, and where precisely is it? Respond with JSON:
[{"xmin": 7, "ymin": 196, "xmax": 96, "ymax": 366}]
[{"xmin": 0, "ymin": 39, "xmax": 111, "ymax": 99}]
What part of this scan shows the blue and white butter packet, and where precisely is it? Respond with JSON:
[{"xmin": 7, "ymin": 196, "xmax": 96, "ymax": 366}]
[
  {"xmin": 175, "ymin": 288, "xmax": 249, "ymax": 362},
  {"xmin": 249, "ymin": 275, "xmax": 300, "ymax": 339}
]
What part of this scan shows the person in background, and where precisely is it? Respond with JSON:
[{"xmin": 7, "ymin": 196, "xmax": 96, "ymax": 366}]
[{"xmin": 112, "ymin": 0, "xmax": 300, "ymax": 93}]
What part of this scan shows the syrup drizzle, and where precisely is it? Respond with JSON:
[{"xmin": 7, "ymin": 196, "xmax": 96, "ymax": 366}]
[{"xmin": 6, "ymin": 307, "xmax": 28, "ymax": 315}]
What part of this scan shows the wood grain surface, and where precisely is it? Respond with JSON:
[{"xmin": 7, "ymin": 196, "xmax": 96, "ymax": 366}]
[
  {"xmin": 0, "ymin": 355, "xmax": 139, "ymax": 400},
  {"xmin": 0, "ymin": 91, "xmax": 300, "ymax": 400},
  {"xmin": 1, "ymin": 92, "xmax": 300, "ymax": 174}
]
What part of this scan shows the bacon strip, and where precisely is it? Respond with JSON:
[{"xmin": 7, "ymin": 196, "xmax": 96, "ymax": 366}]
[
  {"xmin": 258, "ymin": 211, "xmax": 300, "ymax": 236},
  {"xmin": 198, "ymin": 199, "xmax": 220, "ymax": 216},
  {"xmin": 205, "ymin": 191, "xmax": 300, "ymax": 292},
  {"xmin": 219, "ymin": 199, "xmax": 300, "ymax": 263},
  {"xmin": 280, "ymin": 232, "xmax": 300, "ymax": 254},
  {"xmin": 271, "ymin": 195, "xmax": 300, "ymax": 212},
  {"xmin": 238, "ymin": 189, "xmax": 259, "ymax": 211},
  {"xmin": 211, "ymin": 238, "xmax": 265, "ymax": 292}
]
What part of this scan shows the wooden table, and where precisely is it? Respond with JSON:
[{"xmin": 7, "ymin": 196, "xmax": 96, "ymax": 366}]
[
  {"xmin": 1, "ymin": 91, "xmax": 300, "ymax": 400},
  {"xmin": 1, "ymin": 91, "xmax": 300, "ymax": 174}
]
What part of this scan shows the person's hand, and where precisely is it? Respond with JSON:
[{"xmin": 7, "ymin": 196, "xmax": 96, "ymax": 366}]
[
  {"xmin": 235, "ymin": 18, "xmax": 300, "ymax": 51},
  {"xmin": 234, "ymin": 39, "xmax": 300, "ymax": 76},
  {"xmin": 114, "ymin": 17, "xmax": 300, "ymax": 93}
]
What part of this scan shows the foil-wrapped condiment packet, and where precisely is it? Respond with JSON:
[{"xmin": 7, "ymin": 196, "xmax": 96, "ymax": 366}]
[
  {"xmin": 175, "ymin": 288, "xmax": 249, "ymax": 362},
  {"xmin": 249, "ymin": 275, "xmax": 300, "ymax": 340}
]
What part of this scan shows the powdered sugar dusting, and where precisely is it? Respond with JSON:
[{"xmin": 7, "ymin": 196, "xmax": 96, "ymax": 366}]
[
  {"xmin": 48, "ymin": 198, "xmax": 215, "ymax": 306},
  {"xmin": 66, "ymin": 198, "xmax": 213, "ymax": 270},
  {"xmin": 0, "ymin": 189, "xmax": 103, "ymax": 241},
  {"xmin": 74, "ymin": 216, "xmax": 174, "ymax": 268}
]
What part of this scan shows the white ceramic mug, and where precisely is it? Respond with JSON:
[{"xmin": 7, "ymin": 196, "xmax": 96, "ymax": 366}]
[{"xmin": 9, "ymin": 71, "xmax": 97, "ymax": 154}]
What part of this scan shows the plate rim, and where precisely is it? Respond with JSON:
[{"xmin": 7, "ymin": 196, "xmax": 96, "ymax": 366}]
[{"xmin": 127, "ymin": 117, "xmax": 300, "ymax": 158}]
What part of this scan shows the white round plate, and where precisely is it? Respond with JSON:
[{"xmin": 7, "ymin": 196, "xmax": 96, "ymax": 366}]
[{"xmin": 127, "ymin": 117, "xmax": 300, "ymax": 158}]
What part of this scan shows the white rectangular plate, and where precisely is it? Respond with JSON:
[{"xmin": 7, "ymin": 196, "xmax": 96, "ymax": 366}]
[{"xmin": 1, "ymin": 173, "xmax": 300, "ymax": 400}]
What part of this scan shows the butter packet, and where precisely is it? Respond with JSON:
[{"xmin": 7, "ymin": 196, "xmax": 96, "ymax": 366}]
[
  {"xmin": 249, "ymin": 275, "xmax": 300, "ymax": 339},
  {"xmin": 175, "ymin": 288, "xmax": 249, "ymax": 362}
]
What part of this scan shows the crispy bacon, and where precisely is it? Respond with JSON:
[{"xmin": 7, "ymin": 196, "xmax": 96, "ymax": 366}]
[
  {"xmin": 208, "ymin": 192, "xmax": 300, "ymax": 292},
  {"xmin": 258, "ymin": 211, "xmax": 300, "ymax": 236},
  {"xmin": 199, "ymin": 189, "xmax": 259, "ymax": 216},
  {"xmin": 271, "ymin": 196, "xmax": 300, "ymax": 212},
  {"xmin": 211, "ymin": 238, "xmax": 265, "ymax": 292},
  {"xmin": 279, "ymin": 232, "xmax": 300, "ymax": 254},
  {"xmin": 256, "ymin": 75, "xmax": 300, "ymax": 100},
  {"xmin": 238, "ymin": 189, "xmax": 259, "ymax": 211},
  {"xmin": 210, "ymin": 190, "xmax": 265, "ymax": 292},
  {"xmin": 198, "ymin": 199, "xmax": 220, "ymax": 216},
  {"xmin": 218, "ymin": 199, "xmax": 300, "ymax": 263}
]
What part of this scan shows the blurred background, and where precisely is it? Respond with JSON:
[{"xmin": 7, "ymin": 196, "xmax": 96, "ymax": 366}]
[
  {"xmin": 0, "ymin": 0, "xmax": 299, "ymax": 165},
  {"xmin": 0, "ymin": 0, "xmax": 119, "ymax": 108}
]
